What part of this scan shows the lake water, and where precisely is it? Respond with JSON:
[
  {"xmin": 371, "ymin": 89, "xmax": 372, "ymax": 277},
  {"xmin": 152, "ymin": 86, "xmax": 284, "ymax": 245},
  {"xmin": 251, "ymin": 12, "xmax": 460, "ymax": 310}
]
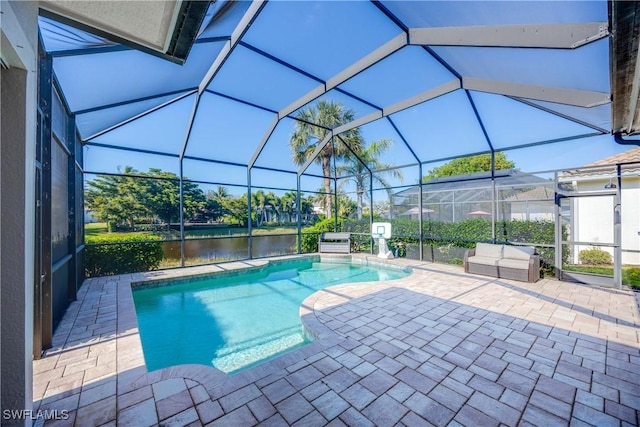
[{"xmin": 162, "ymin": 234, "xmax": 298, "ymax": 261}]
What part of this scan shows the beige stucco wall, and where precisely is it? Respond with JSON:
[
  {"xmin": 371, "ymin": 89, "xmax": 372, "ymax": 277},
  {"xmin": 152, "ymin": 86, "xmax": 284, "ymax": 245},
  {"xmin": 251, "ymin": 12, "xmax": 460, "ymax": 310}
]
[{"xmin": 572, "ymin": 177, "xmax": 640, "ymax": 266}]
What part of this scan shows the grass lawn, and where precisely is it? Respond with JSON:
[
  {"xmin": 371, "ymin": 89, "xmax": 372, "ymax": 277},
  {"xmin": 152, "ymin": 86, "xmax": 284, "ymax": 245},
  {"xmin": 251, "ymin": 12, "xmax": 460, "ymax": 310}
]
[
  {"xmin": 563, "ymin": 265, "xmax": 640, "ymax": 288},
  {"xmin": 85, "ymin": 222, "xmax": 108, "ymax": 237},
  {"xmin": 85, "ymin": 222, "xmax": 299, "ymax": 240}
]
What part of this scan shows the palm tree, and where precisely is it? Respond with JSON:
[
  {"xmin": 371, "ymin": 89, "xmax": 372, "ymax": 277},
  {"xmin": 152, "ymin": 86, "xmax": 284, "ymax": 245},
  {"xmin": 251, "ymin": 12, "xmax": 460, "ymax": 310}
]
[
  {"xmin": 252, "ymin": 190, "xmax": 280, "ymax": 225},
  {"xmin": 280, "ymin": 191, "xmax": 297, "ymax": 222},
  {"xmin": 210, "ymin": 186, "xmax": 230, "ymax": 203},
  {"xmin": 206, "ymin": 186, "xmax": 230, "ymax": 222},
  {"xmin": 290, "ymin": 100, "xmax": 363, "ymax": 217},
  {"xmin": 336, "ymin": 139, "xmax": 404, "ymax": 220}
]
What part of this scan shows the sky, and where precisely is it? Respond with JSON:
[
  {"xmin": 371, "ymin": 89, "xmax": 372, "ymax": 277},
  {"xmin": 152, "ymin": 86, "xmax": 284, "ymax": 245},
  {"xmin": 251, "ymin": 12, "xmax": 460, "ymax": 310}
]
[{"xmin": 41, "ymin": 1, "xmax": 635, "ymax": 200}]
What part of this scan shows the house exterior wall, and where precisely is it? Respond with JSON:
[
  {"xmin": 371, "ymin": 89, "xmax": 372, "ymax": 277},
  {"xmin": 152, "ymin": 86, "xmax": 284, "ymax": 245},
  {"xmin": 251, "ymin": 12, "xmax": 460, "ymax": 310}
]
[
  {"xmin": 507, "ymin": 201, "xmax": 554, "ymax": 221},
  {"xmin": 0, "ymin": 0, "xmax": 39, "ymax": 424},
  {"xmin": 572, "ymin": 177, "xmax": 640, "ymax": 266},
  {"xmin": 620, "ymin": 179, "xmax": 640, "ymax": 265}
]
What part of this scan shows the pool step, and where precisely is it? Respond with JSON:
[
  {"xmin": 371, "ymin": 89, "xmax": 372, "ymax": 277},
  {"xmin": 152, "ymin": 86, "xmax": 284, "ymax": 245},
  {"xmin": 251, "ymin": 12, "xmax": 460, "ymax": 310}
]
[{"xmin": 212, "ymin": 329, "xmax": 305, "ymax": 373}]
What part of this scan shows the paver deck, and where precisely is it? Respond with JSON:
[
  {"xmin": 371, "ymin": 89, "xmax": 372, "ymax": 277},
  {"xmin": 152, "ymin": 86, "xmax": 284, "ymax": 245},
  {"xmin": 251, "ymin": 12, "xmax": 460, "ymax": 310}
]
[{"xmin": 33, "ymin": 254, "xmax": 640, "ymax": 426}]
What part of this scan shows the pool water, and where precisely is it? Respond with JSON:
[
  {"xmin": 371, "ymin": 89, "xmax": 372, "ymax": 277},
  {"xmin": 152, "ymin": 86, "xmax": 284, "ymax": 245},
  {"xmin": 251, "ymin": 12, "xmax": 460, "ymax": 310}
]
[{"xmin": 132, "ymin": 259, "xmax": 409, "ymax": 373}]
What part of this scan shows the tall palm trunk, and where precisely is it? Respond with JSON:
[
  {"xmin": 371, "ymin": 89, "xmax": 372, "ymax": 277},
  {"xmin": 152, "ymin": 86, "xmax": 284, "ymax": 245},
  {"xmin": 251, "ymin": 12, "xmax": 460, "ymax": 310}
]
[
  {"xmin": 322, "ymin": 155, "xmax": 332, "ymax": 218},
  {"xmin": 356, "ymin": 188, "xmax": 364, "ymax": 220}
]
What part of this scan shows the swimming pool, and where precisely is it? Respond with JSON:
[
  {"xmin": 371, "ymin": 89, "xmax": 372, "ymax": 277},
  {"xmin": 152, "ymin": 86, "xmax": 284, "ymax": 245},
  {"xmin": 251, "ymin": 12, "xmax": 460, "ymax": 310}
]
[{"xmin": 132, "ymin": 258, "xmax": 410, "ymax": 373}]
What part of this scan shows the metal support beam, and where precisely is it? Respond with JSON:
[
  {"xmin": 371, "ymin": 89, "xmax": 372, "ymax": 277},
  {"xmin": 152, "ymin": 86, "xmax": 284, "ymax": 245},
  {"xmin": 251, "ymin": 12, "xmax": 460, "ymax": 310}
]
[
  {"xmin": 386, "ymin": 117, "xmax": 421, "ymax": 164},
  {"xmin": 205, "ymin": 89, "xmax": 278, "ymax": 114},
  {"xmin": 180, "ymin": 0, "xmax": 266, "ymax": 160},
  {"xmin": 38, "ymin": 50, "xmax": 54, "ymax": 353},
  {"xmin": 66, "ymin": 114, "xmax": 77, "ymax": 302},
  {"xmin": 178, "ymin": 94, "xmax": 202, "ymax": 160},
  {"xmin": 333, "ymin": 177, "xmax": 338, "ymax": 224},
  {"xmin": 297, "ymin": 80, "xmax": 459, "ymax": 177},
  {"xmin": 418, "ymin": 162, "xmax": 423, "ymax": 261},
  {"xmin": 83, "ymin": 90, "xmax": 196, "ymax": 142},
  {"xmin": 626, "ymin": 36, "xmax": 640, "ymax": 133},
  {"xmin": 248, "ymin": 167, "xmax": 253, "ymax": 259},
  {"xmin": 490, "ymin": 151, "xmax": 496, "ymax": 242},
  {"xmin": 298, "ymin": 131, "xmax": 333, "ymax": 176},
  {"xmin": 84, "ymin": 141, "xmax": 179, "ymax": 158},
  {"xmin": 179, "ymin": 159, "xmax": 185, "ymax": 267},
  {"xmin": 385, "ymin": 116, "xmax": 423, "ymax": 260},
  {"xmin": 297, "ymin": 174, "xmax": 302, "ymax": 254},
  {"xmin": 409, "ymin": 22, "xmax": 608, "ymax": 49},
  {"xmin": 252, "ymin": 32, "xmax": 407, "ymax": 171},
  {"xmin": 248, "ymin": 116, "xmax": 280, "ymax": 169},
  {"xmin": 554, "ymin": 171, "xmax": 563, "ymax": 280},
  {"xmin": 74, "ymin": 87, "xmax": 197, "ymax": 115},
  {"xmin": 511, "ymin": 97, "xmax": 610, "ymax": 134},
  {"xmin": 383, "ymin": 80, "xmax": 460, "ymax": 116},
  {"xmin": 465, "ymin": 91, "xmax": 496, "ymax": 241},
  {"xmin": 198, "ymin": 1, "xmax": 266, "ymax": 94},
  {"xmin": 463, "ymin": 77, "xmax": 610, "ymax": 107},
  {"xmin": 614, "ymin": 164, "xmax": 622, "ymax": 289},
  {"xmin": 334, "ymin": 111, "xmax": 383, "ymax": 135},
  {"xmin": 332, "ymin": 140, "xmax": 338, "ymax": 223},
  {"xmin": 498, "ymin": 132, "xmax": 605, "ymax": 153},
  {"xmin": 326, "ymin": 33, "xmax": 408, "ymax": 90}
]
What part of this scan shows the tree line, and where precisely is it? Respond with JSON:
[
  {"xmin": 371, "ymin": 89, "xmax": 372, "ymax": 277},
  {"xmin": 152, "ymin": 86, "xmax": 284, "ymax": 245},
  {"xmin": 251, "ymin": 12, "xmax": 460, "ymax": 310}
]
[
  {"xmin": 85, "ymin": 168, "xmax": 318, "ymax": 230},
  {"xmin": 86, "ymin": 100, "xmax": 515, "ymax": 231}
]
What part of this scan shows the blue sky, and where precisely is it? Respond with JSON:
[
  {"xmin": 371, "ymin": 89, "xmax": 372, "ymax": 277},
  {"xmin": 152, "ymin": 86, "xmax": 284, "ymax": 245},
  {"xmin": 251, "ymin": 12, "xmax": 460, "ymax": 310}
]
[{"xmin": 41, "ymin": 1, "xmax": 633, "ymax": 199}]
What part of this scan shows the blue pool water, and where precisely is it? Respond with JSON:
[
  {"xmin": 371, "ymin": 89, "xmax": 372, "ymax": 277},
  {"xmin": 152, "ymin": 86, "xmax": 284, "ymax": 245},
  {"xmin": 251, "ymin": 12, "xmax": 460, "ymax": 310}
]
[{"xmin": 132, "ymin": 259, "xmax": 409, "ymax": 373}]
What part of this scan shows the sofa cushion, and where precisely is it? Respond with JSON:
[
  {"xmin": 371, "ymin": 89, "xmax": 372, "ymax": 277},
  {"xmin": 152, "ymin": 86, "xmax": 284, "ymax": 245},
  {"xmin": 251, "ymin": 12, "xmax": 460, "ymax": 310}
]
[
  {"xmin": 497, "ymin": 258, "xmax": 530, "ymax": 269},
  {"xmin": 475, "ymin": 243, "xmax": 503, "ymax": 259},
  {"xmin": 468, "ymin": 256, "xmax": 500, "ymax": 266},
  {"xmin": 503, "ymin": 245, "xmax": 535, "ymax": 261}
]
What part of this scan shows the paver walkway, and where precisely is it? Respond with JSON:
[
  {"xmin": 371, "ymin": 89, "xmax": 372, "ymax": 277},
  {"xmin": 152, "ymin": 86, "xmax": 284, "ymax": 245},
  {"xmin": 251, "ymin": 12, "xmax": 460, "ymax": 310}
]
[{"xmin": 33, "ymin": 255, "xmax": 640, "ymax": 426}]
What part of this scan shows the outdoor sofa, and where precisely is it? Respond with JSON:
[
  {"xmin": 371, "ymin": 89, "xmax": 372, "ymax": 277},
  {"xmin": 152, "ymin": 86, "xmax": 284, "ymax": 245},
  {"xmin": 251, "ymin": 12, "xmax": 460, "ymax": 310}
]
[{"xmin": 464, "ymin": 242, "xmax": 540, "ymax": 282}]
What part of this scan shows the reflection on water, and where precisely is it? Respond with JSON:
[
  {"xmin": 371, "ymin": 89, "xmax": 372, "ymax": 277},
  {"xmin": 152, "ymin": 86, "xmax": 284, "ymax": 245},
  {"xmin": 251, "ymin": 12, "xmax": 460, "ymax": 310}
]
[{"xmin": 162, "ymin": 234, "xmax": 297, "ymax": 261}]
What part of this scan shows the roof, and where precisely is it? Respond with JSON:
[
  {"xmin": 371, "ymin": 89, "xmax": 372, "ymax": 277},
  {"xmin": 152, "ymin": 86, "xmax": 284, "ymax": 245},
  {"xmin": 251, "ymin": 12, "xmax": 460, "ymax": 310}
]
[
  {"xmin": 611, "ymin": 2, "xmax": 640, "ymax": 137},
  {"xmin": 504, "ymin": 186, "xmax": 555, "ymax": 202},
  {"xmin": 583, "ymin": 146, "xmax": 640, "ymax": 166},
  {"xmin": 39, "ymin": 0, "xmax": 207, "ymax": 63},
  {"xmin": 395, "ymin": 169, "xmax": 548, "ymax": 198},
  {"xmin": 561, "ymin": 146, "xmax": 640, "ymax": 177}
]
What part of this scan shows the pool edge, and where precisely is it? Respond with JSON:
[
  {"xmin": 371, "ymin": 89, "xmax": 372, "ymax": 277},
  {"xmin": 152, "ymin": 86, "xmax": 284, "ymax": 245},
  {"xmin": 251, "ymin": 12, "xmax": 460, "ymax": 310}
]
[{"xmin": 117, "ymin": 253, "xmax": 416, "ymax": 401}]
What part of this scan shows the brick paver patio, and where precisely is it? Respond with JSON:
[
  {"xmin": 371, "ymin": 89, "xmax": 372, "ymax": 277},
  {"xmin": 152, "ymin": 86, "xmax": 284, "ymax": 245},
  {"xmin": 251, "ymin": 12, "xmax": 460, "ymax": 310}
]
[{"xmin": 33, "ymin": 255, "xmax": 640, "ymax": 426}]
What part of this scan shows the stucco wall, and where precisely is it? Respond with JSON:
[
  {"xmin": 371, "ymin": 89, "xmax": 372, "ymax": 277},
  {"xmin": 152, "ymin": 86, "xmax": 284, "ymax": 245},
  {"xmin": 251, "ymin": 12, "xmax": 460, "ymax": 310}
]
[
  {"xmin": 573, "ymin": 177, "xmax": 640, "ymax": 265},
  {"xmin": 0, "ymin": 0, "xmax": 38, "ymax": 424}
]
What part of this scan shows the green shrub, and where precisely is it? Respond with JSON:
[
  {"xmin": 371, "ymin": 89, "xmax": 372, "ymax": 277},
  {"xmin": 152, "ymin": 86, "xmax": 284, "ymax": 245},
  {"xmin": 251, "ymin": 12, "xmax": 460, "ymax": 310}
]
[
  {"xmin": 624, "ymin": 268, "xmax": 640, "ymax": 288},
  {"xmin": 579, "ymin": 247, "xmax": 612, "ymax": 265},
  {"xmin": 299, "ymin": 218, "xmax": 343, "ymax": 253},
  {"xmin": 85, "ymin": 233, "xmax": 164, "ymax": 277},
  {"xmin": 299, "ymin": 217, "xmax": 375, "ymax": 253}
]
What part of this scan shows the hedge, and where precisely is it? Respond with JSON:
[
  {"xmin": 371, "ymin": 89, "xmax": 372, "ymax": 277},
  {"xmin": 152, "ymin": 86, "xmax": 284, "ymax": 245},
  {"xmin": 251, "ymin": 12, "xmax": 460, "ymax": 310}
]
[
  {"xmin": 85, "ymin": 233, "xmax": 164, "ymax": 277},
  {"xmin": 300, "ymin": 217, "xmax": 565, "ymax": 276}
]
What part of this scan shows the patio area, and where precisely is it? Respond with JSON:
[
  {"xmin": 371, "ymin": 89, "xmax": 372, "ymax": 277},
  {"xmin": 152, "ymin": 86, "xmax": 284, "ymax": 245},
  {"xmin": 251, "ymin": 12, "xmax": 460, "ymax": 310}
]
[{"xmin": 33, "ymin": 255, "xmax": 640, "ymax": 426}]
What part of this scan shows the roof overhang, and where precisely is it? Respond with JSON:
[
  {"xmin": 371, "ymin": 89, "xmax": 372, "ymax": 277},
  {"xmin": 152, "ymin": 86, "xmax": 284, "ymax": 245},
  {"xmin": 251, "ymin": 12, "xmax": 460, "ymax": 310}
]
[
  {"xmin": 610, "ymin": 0, "xmax": 640, "ymax": 141},
  {"xmin": 39, "ymin": 0, "xmax": 209, "ymax": 64}
]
